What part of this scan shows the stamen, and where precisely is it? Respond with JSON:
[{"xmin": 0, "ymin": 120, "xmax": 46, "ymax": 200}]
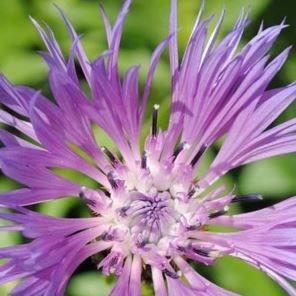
[
  {"xmin": 164, "ymin": 269, "xmax": 179, "ymax": 279},
  {"xmin": 141, "ymin": 151, "xmax": 147, "ymax": 169},
  {"xmin": 107, "ymin": 172, "xmax": 118, "ymax": 189},
  {"xmin": 152, "ymin": 104, "xmax": 159, "ymax": 137},
  {"xmin": 186, "ymin": 225, "xmax": 199, "ymax": 231},
  {"xmin": 79, "ymin": 187, "xmax": 96, "ymax": 207},
  {"xmin": 209, "ymin": 206, "xmax": 229, "ymax": 219},
  {"xmin": 177, "ymin": 245, "xmax": 187, "ymax": 253},
  {"xmin": 187, "ymin": 184, "xmax": 199, "ymax": 199},
  {"xmin": 232, "ymin": 194, "xmax": 263, "ymax": 203},
  {"xmin": 173, "ymin": 141, "xmax": 190, "ymax": 160},
  {"xmin": 97, "ymin": 251, "xmax": 124, "ymax": 276},
  {"xmin": 78, "ymin": 190, "xmax": 85, "ymax": 200},
  {"xmin": 193, "ymin": 248, "xmax": 210, "ymax": 257},
  {"xmin": 118, "ymin": 206, "xmax": 130, "ymax": 217},
  {"xmin": 101, "ymin": 146, "xmax": 117, "ymax": 164},
  {"xmin": 190, "ymin": 144, "xmax": 208, "ymax": 167},
  {"xmin": 136, "ymin": 236, "xmax": 148, "ymax": 248},
  {"xmin": 101, "ymin": 231, "xmax": 115, "ymax": 241}
]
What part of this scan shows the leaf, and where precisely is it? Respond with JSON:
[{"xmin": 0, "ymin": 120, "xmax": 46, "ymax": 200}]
[
  {"xmin": 38, "ymin": 197, "xmax": 81, "ymax": 217},
  {"xmin": 239, "ymin": 154, "xmax": 296, "ymax": 198},
  {"xmin": 67, "ymin": 272, "xmax": 113, "ymax": 296},
  {"xmin": 1, "ymin": 53, "xmax": 47, "ymax": 84},
  {"xmin": 209, "ymin": 256, "xmax": 286, "ymax": 296}
]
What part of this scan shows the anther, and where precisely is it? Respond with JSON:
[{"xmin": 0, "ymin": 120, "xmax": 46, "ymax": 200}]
[
  {"xmin": 209, "ymin": 206, "xmax": 229, "ymax": 219},
  {"xmin": 190, "ymin": 144, "xmax": 208, "ymax": 167},
  {"xmin": 141, "ymin": 151, "xmax": 147, "ymax": 169},
  {"xmin": 232, "ymin": 194, "xmax": 263, "ymax": 203},
  {"xmin": 152, "ymin": 104, "xmax": 159, "ymax": 137},
  {"xmin": 107, "ymin": 172, "xmax": 118, "ymax": 189},
  {"xmin": 193, "ymin": 248, "xmax": 210, "ymax": 257},
  {"xmin": 187, "ymin": 185, "xmax": 199, "ymax": 199},
  {"xmin": 118, "ymin": 206, "xmax": 130, "ymax": 217},
  {"xmin": 101, "ymin": 146, "xmax": 117, "ymax": 165},
  {"xmin": 164, "ymin": 269, "xmax": 179, "ymax": 279},
  {"xmin": 173, "ymin": 141, "xmax": 190, "ymax": 160},
  {"xmin": 101, "ymin": 232, "xmax": 114, "ymax": 241},
  {"xmin": 79, "ymin": 187, "xmax": 96, "ymax": 207},
  {"xmin": 78, "ymin": 190, "xmax": 85, "ymax": 199},
  {"xmin": 136, "ymin": 237, "xmax": 148, "ymax": 248},
  {"xmin": 177, "ymin": 245, "xmax": 187, "ymax": 253},
  {"xmin": 186, "ymin": 225, "xmax": 199, "ymax": 231}
]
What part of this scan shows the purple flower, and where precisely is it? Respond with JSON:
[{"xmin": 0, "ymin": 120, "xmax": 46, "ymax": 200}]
[{"xmin": 0, "ymin": 0, "xmax": 296, "ymax": 295}]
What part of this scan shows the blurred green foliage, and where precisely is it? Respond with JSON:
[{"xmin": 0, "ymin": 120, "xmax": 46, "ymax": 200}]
[{"xmin": 0, "ymin": 0, "xmax": 296, "ymax": 295}]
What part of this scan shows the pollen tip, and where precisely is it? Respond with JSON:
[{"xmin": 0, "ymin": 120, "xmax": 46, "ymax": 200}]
[
  {"xmin": 209, "ymin": 208, "xmax": 228, "ymax": 219},
  {"xmin": 209, "ymin": 250, "xmax": 222, "ymax": 258},
  {"xmin": 183, "ymin": 143, "xmax": 191, "ymax": 150},
  {"xmin": 173, "ymin": 141, "xmax": 190, "ymax": 160},
  {"xmin": 152, "ymin": 104, "xmax": 159, "ymax": 137}
]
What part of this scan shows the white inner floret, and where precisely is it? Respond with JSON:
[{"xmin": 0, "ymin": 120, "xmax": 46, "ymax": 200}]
[
  {"xmin": 84, "ymin": 106, "xmax": 226, "ymax": 260},
  {"xmin": 99, "ymin": 157, "xmax": 205, "ymax": 250}
]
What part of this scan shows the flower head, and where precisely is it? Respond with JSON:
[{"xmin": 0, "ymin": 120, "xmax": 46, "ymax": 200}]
[{"xmin": 0, "ymin": 0, "xmax": 296, "ymax": 295}]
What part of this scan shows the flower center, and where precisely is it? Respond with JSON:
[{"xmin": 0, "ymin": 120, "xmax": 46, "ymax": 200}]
[
  {"xmin": 122, "ymin": 191, "xmax": 178, "ymax": 243},
  {"xmin": 81, "ymin": 143, "xmax": 236, "ymax": 274},
  {"xmin": 96, "ymin": 158, "xmax": 205, "ymax": 247},
  {"xmin": 81, "ymin": 106, "xmax": 217, "ymax": 252}
]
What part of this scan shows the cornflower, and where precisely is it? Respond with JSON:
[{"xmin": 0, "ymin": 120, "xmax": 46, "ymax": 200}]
[{"xmin": 0, "ymin": 1, "xmax": 295, "ymax": 295}]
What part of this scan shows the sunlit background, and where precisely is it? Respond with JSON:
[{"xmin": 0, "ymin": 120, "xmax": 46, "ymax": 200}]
[{"xmin": 0, "ymin": 0, "xmax": 296, "ymax": 295}]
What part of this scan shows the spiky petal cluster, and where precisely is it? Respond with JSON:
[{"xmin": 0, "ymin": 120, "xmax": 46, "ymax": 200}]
[{"xmin": 0, "ymin": 0, "xmax": 296, "ymax": 295}]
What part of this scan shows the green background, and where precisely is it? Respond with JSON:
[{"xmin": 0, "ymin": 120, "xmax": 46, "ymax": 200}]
[{"xmin": 0, "ymin": 0, "xmax": 296, "ymax": 295}]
